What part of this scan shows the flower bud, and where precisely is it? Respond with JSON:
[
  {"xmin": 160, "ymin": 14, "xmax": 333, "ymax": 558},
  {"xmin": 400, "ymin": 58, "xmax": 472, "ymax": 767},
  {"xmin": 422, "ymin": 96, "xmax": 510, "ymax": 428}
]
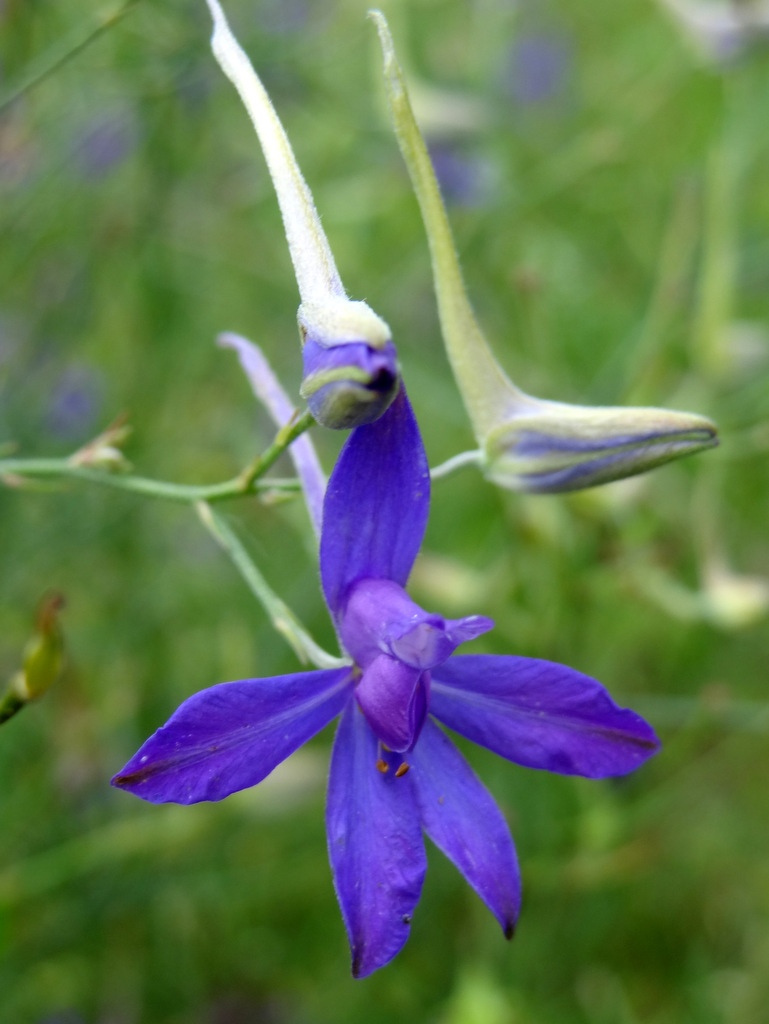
[
  {"xmin": 1, "ymin": 593, "xmax": 65, "ymax": 725},
  {"xmin": 482, "ymin": 400, "xmax": 718, "ymax": 493},
  {"xmin": 372, "ymin": 10, "xmax": 719, "ymax": 492},
  {"xmin": 300, "ymin": 331, "xmax": 399, "ymax": 430},
  {"xmin": 205, "ymin": 0, "xmax": 400, "ymax": 428}
]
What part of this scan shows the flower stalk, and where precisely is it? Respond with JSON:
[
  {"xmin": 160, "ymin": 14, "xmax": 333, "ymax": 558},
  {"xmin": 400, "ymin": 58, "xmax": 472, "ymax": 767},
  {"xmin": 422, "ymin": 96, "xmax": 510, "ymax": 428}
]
[
  {"xmin": 196, "ymin": 503, "xmax": 345, "ymax": 669},
  {"xmin": 0, "ymin": 411, "xmax": 314, "ymax": 504}
]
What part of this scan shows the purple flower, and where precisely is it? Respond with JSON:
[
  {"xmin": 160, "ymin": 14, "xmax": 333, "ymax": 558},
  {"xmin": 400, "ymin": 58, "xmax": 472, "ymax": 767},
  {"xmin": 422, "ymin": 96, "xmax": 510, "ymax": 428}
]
[{"xmin": 112, "ymin": 388, "xmax": 659, "ymax": 977}]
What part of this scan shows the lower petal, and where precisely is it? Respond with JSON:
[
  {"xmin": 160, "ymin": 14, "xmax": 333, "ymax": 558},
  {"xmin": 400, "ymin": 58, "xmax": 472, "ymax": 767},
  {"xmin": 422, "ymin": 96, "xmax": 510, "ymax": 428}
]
[
  {"xmin": 431, "ymin": 655, "xmax": 660, "ymax": 778},
  {"xmin": 410, "ymin": 719, "xmax": 520, "ymax": 937},
  {"xmin": 111, "ymin": 668, "xmax": 353, "ymax": 803},
  {"xmin": 326, "ymin": 704, "xmax": 426, "ymax": 978}
]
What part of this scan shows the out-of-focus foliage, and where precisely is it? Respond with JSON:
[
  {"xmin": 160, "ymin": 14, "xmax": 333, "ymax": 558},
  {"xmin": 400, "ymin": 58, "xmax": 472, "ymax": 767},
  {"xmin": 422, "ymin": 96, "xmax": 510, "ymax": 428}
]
[{"xmin": 1, "ymin": 0, "xmax": 768, "ymax": 1022}]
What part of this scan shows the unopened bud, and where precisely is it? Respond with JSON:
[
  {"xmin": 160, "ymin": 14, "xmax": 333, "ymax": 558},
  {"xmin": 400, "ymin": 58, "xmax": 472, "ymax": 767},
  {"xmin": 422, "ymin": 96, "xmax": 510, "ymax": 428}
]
[
  {"xmin": 206, "ymin": 0, "xmax": 400, "ymax": 428},
  {"xmin": 21, "ymin": 592, "xmax": 65, "ymax": 700},
  {"xmin": 483, "ymin": 400, "xmax": 718, "ymax": 493},
  {"xmin": 1, "ymin": 593, "xmax": 65, "ymax": 724},
  {"xmin": 372, "ymin": 9, "xmax": 719, "ymax": 492},
  {"xmin": 300, "ymin": 332, "xmax": 399, "ymax": 429}
]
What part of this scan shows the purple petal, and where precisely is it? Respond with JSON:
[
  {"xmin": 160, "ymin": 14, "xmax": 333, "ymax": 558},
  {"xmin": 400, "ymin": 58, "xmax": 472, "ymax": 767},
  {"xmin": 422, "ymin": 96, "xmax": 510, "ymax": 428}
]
[
  {"xmin": 388, "ymin": 615, "xmax": 487, "ymax": 670},
  {"xmin": 218, "ymin": 332, "xmax": 326, "ymax": 538},
  {"xmin": 441, "ymin": 615, "xmax": 495, "ymax": 646},
  {"xmin": 340, "ymin": 577, "xmax": 493, "ymax": 672},
  {"xmin": 355, "ymin": 653, "xmax": 428, "ymax": 753},
  {"xmin": 320, "ymin": 387, "xmax": 430, "ymax": 618},
  {"xmin": 410, "ymin": 719, "xmax": 520, "ymax": 937},
  {"xmin": 112, "ymin": 668, "xmax": 353, "ymax": 803},
  {"xmin": 431, "ymin": 655, "xmax": 660, "ymax": 778},
  {"xmin": 326, "ymin": 704, "xmax": 426, "ymax": 978}
]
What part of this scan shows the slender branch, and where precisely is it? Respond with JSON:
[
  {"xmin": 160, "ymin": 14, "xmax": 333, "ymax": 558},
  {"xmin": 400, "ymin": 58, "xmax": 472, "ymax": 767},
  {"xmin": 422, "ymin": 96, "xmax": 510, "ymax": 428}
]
[
  {"xmin": 235, "ymin": 409, "xmax": 316, "ymax": 490},
  {"xmin": 0, "ymin": 409, "xmax": 316, "ymax": 504},
  {"xmin": 430, "ymin": 449, "xmax": 483, "ymax": 480},
  {"xmin": 219, "ymin": 333, "xmax": 326, "ymax": 539},
  {"xmin": 0, "ymin": 0, "xmax": 143, "ymax": 114},
  {"xmin": 196, "ymin": 503, "xmax": 346, "ymax": 671},
  {"xmin": 0, "ymin": 459, "xmax": 301, "ymax": 503}
]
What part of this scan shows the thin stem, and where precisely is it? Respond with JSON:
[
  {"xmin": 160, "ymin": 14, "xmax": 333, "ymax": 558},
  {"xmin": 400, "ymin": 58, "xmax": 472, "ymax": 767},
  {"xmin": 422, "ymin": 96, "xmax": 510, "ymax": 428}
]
[
  {"xmin": 0, "ymin": 0, "xmax": 143, "ymax": 114},
  {"xmin": 219, "ymin": 333, "xmax": 326, "ymax": 539},
  {"xmin": 0, "ymin": 459, "xmax": 301, "ymax": 503},
  {"xmin": 196, "ymin": 503, "xmax": 346, "ymax": 671},
  {"xmin": 235, "ymin": 409, "xmax": 316, "ymax": 491},
  {"xmin": 430, "ymin": 449, "xmax": 483, "ymax": 480},
  {"xmin": 0, "ymin": 409, "xmax": 315, "ymax": 504}
]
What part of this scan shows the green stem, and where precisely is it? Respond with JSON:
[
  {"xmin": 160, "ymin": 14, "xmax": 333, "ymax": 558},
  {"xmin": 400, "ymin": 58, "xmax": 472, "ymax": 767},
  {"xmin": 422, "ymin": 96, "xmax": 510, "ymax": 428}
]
[
  {"xmin": 0, "ymin": 410, "xmax": 316, "ymax": 504},
  {"xmin": 0, "ymin": 0, "xmax": 143, "ymax": 114},
  {"xmin": 0, "ymin": 459, "xmax": 301, "ymax": 503},
  {"xmin": 430, "ymin": 449, "xmax": 483, "ymax": 480},
  {"xmin": 235, "ymin": 409, "xmax": 316, "ymax": 491},
  {"xmin": 196, "ymin": 502, "xmax": 346, "ymax": 671}
]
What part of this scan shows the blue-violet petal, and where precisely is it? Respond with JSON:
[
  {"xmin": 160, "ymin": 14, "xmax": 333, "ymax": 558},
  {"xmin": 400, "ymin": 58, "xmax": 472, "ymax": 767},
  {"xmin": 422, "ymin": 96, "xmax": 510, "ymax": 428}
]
[
  {"xmin": 410, "ymin": 719, "xmax": 520, "ymax": 937},
  {"xmin": 326, "ymin": 703, "xmax": 426, "ymax": 978},
  {"xmin": 111, "ymin": 668, "xmax": 353, "ymax": 803},
  {"xmin": 320, "ymin": 387, "xmax": 429, "ymax": 618},
  {"xmin": 431, "ymin": 655, "xmax": 660, "ymax": 778}
]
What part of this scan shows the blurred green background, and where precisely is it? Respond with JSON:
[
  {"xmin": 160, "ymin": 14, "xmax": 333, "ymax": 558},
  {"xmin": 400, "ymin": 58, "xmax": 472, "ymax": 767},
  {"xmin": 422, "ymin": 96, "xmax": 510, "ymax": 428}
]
[{"xmin": 2, "ymin": 0, "xmax": 769, "ymax": 1021}]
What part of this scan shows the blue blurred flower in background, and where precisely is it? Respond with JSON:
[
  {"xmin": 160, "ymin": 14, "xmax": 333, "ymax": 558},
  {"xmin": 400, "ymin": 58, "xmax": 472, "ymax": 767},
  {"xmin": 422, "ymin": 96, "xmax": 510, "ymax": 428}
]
[
  {"xmin": 428, "ymin": 143, "xmax": 496, "ymax": 208},
  {"xmin": 254, "ymin": 0, "xmax": 310, "ymax": 36},
  {"xmin": 504, "ymin": 32, "xmax": 572, "ymax": 106},
  {"xmin": 72, "ymin": 110, "xmax": 139, "ymax": 180},
  {"xmin": 46, "ymin": 364, "xmax": 103, "ymax": 441}
]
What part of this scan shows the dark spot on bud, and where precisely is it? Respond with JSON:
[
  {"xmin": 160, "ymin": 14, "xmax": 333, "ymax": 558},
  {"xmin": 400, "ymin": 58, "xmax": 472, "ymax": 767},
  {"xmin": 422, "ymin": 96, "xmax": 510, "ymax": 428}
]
[
  {"xmin": 401, "ymin": 914, "xmax": 412, "ymax": 925},
  {"xmin": 368, "ymin": 367, "xmax": 396, "ymax": 393}
]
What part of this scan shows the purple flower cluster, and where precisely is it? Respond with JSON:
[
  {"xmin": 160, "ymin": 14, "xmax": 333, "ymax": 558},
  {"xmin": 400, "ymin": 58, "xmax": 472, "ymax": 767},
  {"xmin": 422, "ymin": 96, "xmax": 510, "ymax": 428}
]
[{"xmin": 113, "ymin": 388, "xmax": 658, "ymax": 976}]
